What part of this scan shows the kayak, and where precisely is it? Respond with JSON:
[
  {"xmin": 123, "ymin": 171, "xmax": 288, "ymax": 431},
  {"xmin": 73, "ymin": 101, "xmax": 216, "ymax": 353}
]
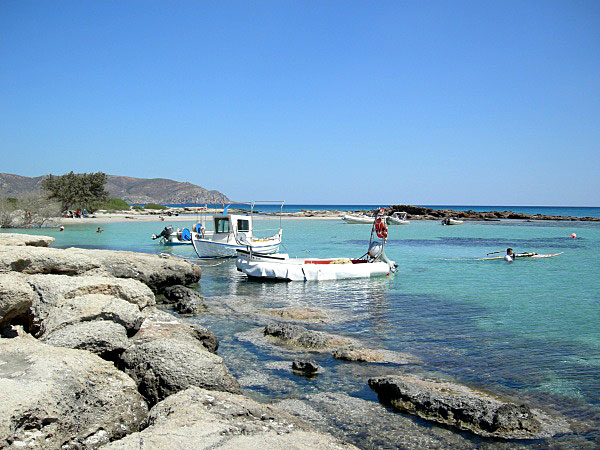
[{"xmin": 476, "ymin": 252, "xmax": 564, "ymax": 261}]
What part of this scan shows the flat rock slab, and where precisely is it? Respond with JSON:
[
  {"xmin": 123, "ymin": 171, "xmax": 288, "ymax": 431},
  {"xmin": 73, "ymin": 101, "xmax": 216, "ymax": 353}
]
[
  {"xmin": 102, "ymin": 387, "xmax": 356, "ymax": 449},
  {"xmin": 0, "ymin": 336, "xmax": 147, "ymax": 449},
  {"xmin": 0, "ymin": 233, "xmax": 54, "ymax": 247},
  {"xmin": 41, "ymin": 320, "xmax": 130, "ymax": 357},
  {"xmin": 368, "ymin": 375, "xmax": 570, "ymax": 439},
  {"xmin": 261, "ymin": 307, "xmax": 330, "ymax": 323},
  {"xmin": 0, "ymin": 245, "xmax": 200, "ymax": 293}
]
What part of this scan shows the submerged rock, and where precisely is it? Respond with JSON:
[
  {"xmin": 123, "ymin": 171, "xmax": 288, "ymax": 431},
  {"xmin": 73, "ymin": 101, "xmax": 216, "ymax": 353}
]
[
  {"xmin": 263, "ymin": 323, "xmax": 354, "ymax": 350},
  {"xmin": 291, "ymin": 359, "xmax": 321, "ymax": 376},
  {"xmin": 262, "ymin": 307, "xmax": 329, "ymax": 323},
  {"xmin": 368, "ymin": 375, "xmax": 570, "ymax": 439},
  {"xmin": 162, "ymin": 284, "xmax": 205, "ymax": 314},
  {"xmin": 332, "ymin": 347, "xmax": 386, "ymax": 362},
  {"xmin": 102, "ymin": 387, "xmax": 356, "ymax": 449},
  {"xmin": 0, "ymin": 336, "xmax": 148, "ymax": 449}
]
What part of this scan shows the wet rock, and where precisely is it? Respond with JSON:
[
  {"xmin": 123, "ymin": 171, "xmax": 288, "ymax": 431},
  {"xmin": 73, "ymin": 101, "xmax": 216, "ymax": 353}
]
[
  {"xmin": 264, "ymin": 323, "xmax": 354, "ymax": 350},
  {"xmin": 163, "ymin": 284, "xmax": 205, "ymax": 314},
  {"xmin": 101, "ymin": 387, "xmax": 356, "ymax": 449},
  {"xmin": 262, "ymin": 307, "xmax": 329, "ymax": 323},
  {"xmin": 0, "ymin": 336, "xmax": 148, "ymax": 449},
  {"xmin": 292, "ymin": 359, "xmax": 321, "ymax": 375},
  {"xmin": 277, "ymin": 392, "xmax": 477, "ymax": 449},
  {"xmin": 0, "ymin": 244, "xmax": 201, "ymax": 293},
  {"xmin": 0, "ymin": 273, "xmax": 36, "ymax": 329},
  {"xmin": 41, "ymin": 320, "xmax": 129, "ymax": 357},
  {"xmin": 332, "ymin": 347, "xmax": 386, "ymax": 362},
  {"xmin": 368, "ymin": 375, "xmax": 570, "ymax": 439},
  {"xmin": 0, "ymin": 233, "xmax": 54, "ymax": 247}
]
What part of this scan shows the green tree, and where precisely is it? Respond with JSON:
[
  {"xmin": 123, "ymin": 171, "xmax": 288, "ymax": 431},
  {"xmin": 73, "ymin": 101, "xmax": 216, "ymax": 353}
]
[{"xmin": 42, "ymin": 171, "xmax": 108, "ymax": 212}]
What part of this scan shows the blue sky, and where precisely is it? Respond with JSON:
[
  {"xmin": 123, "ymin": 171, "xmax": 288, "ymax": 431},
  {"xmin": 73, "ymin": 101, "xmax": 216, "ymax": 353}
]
[{"xmin": 1, "ymin": 1, "xmax": 599, "ymax": 205}]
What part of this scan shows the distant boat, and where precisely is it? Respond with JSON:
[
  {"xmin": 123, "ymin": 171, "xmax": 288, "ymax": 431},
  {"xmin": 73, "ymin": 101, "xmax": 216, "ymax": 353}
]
[
  {"xmin": 441, "ymin": 218, "xmax": 463, "ymax": 225},
  {"xmin": 191, "ymin": 202, "xmax": 284, "ymax": 258},
  {"xmin": 342, "ymin": 214, "xmax": 374, "ymax": 224},
  {"xmin": 387, "ymin": 212, "xmax": 410, "ymax": 225},
  {"xmin": 236, "ymin": 210, "xmax": 397, "ymax": 281}
]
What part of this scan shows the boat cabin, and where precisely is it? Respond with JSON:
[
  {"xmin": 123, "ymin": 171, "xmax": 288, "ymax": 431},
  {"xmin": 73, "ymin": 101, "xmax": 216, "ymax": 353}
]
[{"xmin": 213, "ymin": 214, "xmax": 255, "ymax": 238}]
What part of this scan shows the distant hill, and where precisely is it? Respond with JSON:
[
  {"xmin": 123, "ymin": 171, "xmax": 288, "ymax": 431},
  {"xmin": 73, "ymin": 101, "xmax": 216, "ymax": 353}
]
[{"xmin": 0, "ymin": 173, "xmax": 231, "ymax": 205}]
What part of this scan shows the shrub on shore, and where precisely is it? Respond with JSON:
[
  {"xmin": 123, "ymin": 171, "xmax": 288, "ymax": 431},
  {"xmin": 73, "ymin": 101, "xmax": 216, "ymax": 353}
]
[
  {"xmin": 95, "ymin": 198, "xmax": 130, "ymax": 211},
  {"xmin": 144, "ymin": 203, "xmax": 167, "ymax": 210}
]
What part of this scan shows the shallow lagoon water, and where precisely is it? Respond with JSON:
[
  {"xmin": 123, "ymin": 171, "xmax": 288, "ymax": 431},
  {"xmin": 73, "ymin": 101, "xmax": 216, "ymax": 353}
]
[{"xmin": 6, "ymin": 217, "xmax": 600, "ymax": 446}]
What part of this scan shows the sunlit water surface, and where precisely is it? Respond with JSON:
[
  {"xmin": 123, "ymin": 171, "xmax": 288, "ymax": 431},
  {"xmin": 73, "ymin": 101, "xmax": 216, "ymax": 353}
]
[{"xmin": 5, "ymin": 217, "xmax": 599, "ymax": 446}]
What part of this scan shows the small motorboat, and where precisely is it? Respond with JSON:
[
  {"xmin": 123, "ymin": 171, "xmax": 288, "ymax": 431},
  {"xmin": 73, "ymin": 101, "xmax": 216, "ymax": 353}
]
[
  {"xmin": 342, "ymin": 214, "xmax": 374, "ymax": 224},
  {"xmin": 152, "ymin": 224, "xmax": 206, "ymax": 245},
  {"xmin": 387, "ymin": 212, "xmax": 410, "ymax": 225},
  {"xmin": 441, "ymin": 217, "xmax": 463, "ymax": 225},
  {"xmin": 236, "ymin": 210, "xmax": 397, "ymax": 281}
]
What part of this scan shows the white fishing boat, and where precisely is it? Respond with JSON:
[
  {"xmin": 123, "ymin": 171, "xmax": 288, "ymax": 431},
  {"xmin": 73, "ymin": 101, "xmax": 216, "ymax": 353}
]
[
  {"xmin": 342, "ymin": 214, "xmax": 374, "ymax": 224},
  {"xmin": 387, "ymin": 212, "xmax": 410, "ymax": 225},
  {"xmin": 236, "ymin": 210, "xmax": 398, "ymax": 281},
  {"xmin": 441, "ymin": 217, "xmax": 463, "ymax": 225},
  {"xmin": 191, "ymin": 202, "xmax": 284, "ymax": 258}
]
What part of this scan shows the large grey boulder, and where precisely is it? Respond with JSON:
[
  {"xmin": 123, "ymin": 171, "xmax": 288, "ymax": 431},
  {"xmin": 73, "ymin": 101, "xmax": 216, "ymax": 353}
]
[
  {"xmin": 37, "ymin": 293, "xmax": 145, "ymax": 338},
  {"xmin": 27, "ymin": 275, "xmax": 154, "ymax": 331},
  {"xmin": 41, "ymin": 320, "xmax": 130, "ymax": 357},
  {"xmin": 0, "ymin": 245, "xmax": 201, "ymax": 293},
  {"xmin": 0, "ymin": 233, "xmax": 54, "ymax": 247},
  {"xmin": 0, "ymin": 336, "xmax": 148, "ymax": 449},
  {"xmin": 119, "ymin": 337, "xmax": 241, "ymax": 405},
  {"xmin": 0, "ymin": 273, "xmax": 36, "ymax": 328},
  {"xmin": 368, "ymin": 375, "xmax": 570, "ymax": 439},
  {"xmin": 102, "ymin": 387, "xmax": 356, "ymax": 449}
]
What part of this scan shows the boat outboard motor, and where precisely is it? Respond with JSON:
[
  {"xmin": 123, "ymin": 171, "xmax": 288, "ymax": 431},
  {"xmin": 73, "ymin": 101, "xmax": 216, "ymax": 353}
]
[
  {"xmin": 152, "ymin": 226, "xmax": 174, "ymax": 240},
  {"xmin": 381, "ymin": 250, "xmax": 398, "ymax": 273},
  {"xmin": 368, "ymin": 241, "xmax": 383, "ymax": 259}
]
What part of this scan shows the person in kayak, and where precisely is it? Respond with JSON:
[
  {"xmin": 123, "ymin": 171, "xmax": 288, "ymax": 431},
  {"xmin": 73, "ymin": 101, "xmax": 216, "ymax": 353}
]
[{"xmin": 504, "ymin": 248, "xmax": 515, "ymax": 262}]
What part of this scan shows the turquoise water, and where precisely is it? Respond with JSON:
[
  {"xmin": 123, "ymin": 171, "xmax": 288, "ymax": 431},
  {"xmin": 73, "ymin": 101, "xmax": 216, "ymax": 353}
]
[{"xmin": 4, "ymin": 217, "xmax": 600, "ymax": 445}]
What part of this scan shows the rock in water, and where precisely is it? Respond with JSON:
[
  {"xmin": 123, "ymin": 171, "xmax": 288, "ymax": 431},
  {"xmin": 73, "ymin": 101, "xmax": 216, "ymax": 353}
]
[
  {"xmin": 292, "ymin": 360, "xmax": 321, "ymax": 375},
  {"xmin": 0, "ymin": 336, "xmax": 148, "ymax": 448},
  {"xmin": 163, "ymin": 285, "xmax": 205, "ymax": 314},
  {"xmin": 101, "ymin": 387, "xmax": 357, "ymax": 449},
  {"xmin": 368, "ymin": 375, "xmax": 570, "ymax": 439}
]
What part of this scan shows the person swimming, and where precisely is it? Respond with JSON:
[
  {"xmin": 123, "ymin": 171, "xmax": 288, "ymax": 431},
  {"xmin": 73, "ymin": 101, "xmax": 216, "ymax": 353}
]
[
  {"xmin": 96, "ymin": 227, "xmax": 103, "ymax": 233},
  {"xmin": 504, "ymin": 247, "xmax": 515, "ymax": 262}
]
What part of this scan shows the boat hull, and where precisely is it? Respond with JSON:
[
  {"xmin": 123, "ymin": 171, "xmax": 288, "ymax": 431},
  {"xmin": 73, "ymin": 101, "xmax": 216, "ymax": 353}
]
[
  {"xmin": 342, "ymin": 215, "xmax": 374, "ymax": 224},
  {"xmin": 192, "ymin": 236, "xmax": 281, "ymax": 258},
  {"xmin": 236, "ymin": 252, "xmax": 392, "ymax": 281}
]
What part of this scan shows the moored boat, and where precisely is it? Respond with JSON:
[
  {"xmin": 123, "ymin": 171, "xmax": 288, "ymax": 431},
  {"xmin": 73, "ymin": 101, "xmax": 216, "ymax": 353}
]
[
  {"xmin": 191, "ymin": 202, "xmax": 284, "ymax": 258},
  {"xmin": 342, "ymin": 214, "xmax": 374, "ymax": 224},
  {"xmin": 387, "ymin": 212, "xmax": 410, "ymax": 225},
  {"xmin": 236, "ymin": 209, "xmax": 397, "ymax": 281},
  {"xmin": 441, "ymin": 217, "xmax": 463, "ymax": 225}
]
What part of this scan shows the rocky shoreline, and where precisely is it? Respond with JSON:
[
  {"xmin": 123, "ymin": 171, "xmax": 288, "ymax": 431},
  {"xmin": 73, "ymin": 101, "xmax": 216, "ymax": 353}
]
[{"xmin": 0, "ymin": 233, "xmax": 575, "ymax": 448}]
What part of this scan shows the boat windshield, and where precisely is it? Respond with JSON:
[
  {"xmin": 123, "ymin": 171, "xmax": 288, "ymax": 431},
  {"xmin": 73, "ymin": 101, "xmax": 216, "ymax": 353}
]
[{"xmin": 215, "ymin": 218, "xmax": 230, "ymax": 233}]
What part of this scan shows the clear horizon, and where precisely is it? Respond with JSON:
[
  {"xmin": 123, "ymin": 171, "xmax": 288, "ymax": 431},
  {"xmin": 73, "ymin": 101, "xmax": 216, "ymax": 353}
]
[{"xmin": 1, "ymin": 1, "xmax": 599, "ymax": 206}]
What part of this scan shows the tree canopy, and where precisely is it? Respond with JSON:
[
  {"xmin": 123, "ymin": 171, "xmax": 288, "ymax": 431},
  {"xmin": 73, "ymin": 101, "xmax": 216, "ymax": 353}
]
[{"xmin": 42, "ymin": 171, "xmax": 108, "ymax": 211}]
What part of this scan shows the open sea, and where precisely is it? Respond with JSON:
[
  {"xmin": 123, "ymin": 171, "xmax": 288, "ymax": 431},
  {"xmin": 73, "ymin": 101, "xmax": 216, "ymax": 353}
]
[{"xmin": 3, "ymin": 205, "xmax": 600, "ymax": 447}]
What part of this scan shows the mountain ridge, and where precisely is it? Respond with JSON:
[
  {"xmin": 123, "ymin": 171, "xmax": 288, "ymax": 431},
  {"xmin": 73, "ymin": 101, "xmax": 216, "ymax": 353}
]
[{"xmin": 0, "ymin": 173, "xmax": 231, "ymax": 204}]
